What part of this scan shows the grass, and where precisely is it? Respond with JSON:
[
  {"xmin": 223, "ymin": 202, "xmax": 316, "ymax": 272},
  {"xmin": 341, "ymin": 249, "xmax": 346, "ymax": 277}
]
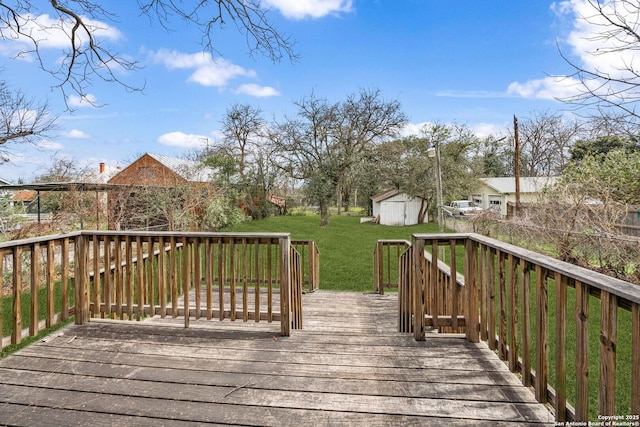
[
  {"xmin": 1, "ymin": 319, "xmax": 73, "ymax": 358},
  {"xmin": 1, "ymin": 279, "xmax": 74, "ymax": 358},
  {"xmin": 224, "ymin": 214, "xmax": 441, "ymax": 292}
]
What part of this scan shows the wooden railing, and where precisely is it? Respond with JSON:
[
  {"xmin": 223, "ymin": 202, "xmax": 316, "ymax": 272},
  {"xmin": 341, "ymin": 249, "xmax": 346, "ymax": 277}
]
[
  {"xmin": 373, "ymin": 240, "xmax": 410, "ymax": 294},
  {"xmin": 0, "ymin": 233, "xmax": 76, "ymax": 349},
  {"xmin": 292, "ymin": 240, "xmax": 320, "ymax": 292},
  {"xmin": 1, "ymin": 231, "xmax": 306, "ymax": 350},
  {"xmin": 393, "ymin": 233, "xmax": 640, "ymax": 422}
]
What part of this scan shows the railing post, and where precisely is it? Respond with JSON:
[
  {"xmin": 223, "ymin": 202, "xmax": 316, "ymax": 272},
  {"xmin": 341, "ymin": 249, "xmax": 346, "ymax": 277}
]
[
  {"xmin": 374, "ymin": 241, "xmax": 382, "ymax": 294},
  {"xmin": 74, "ymin": 234, "xmax": 89, "ymax": 325},
  {"xmin": 182, "ymin": 236, "xmax": 190, "ymax": 328},
  {"xmin": 430, "ymin": 240, "xmax": 439, "ymax": 330},
  {"xmin": 12, "ymin": 246, "xmax": 22, "ymax": 344},
  {"xmin": 309, "ymin": 241, "xmax": 317, "ymax": 291},
  {"xmin": 412, "ymin": 236, "xmax": 425, "ymax": 341},
  {"xmin": 599, "ymin": 291, "xmax": 617, "ymax": 416},
  {"xmin": 575, "ymin": 280, "xmax": 589, "ymax": 420},
  {"xmin": 535, "ymin": 264, "xmax": 548, "ymax": 404},
  {"xmin": 398, "ymin": 246, "xmax": 412, "ymax": 333},
  {"xmin": 280, "ymin": 235, "xmax": 291, "ymax": 337},
  {"xmin": 464, "ymin": 238, "xmax": 479, "ymax": 343},
  {"xmin": 30, "ymin": 243, "xmax": 39, "ymax": 336}
]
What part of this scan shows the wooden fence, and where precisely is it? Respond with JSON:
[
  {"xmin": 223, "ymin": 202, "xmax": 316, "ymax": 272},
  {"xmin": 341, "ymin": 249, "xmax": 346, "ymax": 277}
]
[
  {"xmin": 1, "ymin": 231, "xmax": 307, "ymax": 350},
  {"xmin": 391, "ymin": 233, "xmax": 640, "ymax": 422}
]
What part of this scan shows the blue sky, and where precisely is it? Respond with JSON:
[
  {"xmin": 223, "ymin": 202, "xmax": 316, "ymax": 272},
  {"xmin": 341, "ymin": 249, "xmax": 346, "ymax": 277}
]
[{"xmin": 0, "ymin": 1, "xmax": 598, "ymax": 182}]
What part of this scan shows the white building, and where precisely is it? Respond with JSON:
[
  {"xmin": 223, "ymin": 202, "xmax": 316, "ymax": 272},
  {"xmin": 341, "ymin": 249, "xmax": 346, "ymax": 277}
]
[
  {"xmin": 472, "ymin": 177, "xmax": 557, "ymax": 217},
  {"xmin": 371, "ymin": 190, "xmax": 427, "ymax": 226}
]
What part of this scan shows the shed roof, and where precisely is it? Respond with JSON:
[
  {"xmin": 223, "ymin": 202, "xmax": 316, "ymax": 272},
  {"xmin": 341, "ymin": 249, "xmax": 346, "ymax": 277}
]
[
  {"xmin": 371, "ymin": 189, "xmax": 401, "ymax": 203},
  {"xmin": 371, "ymin": 189, "xmax": 425, "ymax": 203},
  {"xmin": 480, "ymin": 177, "xmax": 557, "ymax": 194}
]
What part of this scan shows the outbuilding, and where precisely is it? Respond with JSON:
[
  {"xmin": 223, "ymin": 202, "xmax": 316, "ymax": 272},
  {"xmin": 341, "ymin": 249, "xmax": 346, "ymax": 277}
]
[
  {"xmin": 472, "ymin": 177, "xmax": 557, "ymax": 217},
  {"xmin": 370, "ymin": 190, "xmax": 427, "ymax": 226}
]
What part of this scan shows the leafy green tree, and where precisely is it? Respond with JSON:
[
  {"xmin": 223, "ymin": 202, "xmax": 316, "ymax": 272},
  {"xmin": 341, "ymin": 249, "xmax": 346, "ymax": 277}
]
[
  {"xmin": 422, "ymin": 123, "xmax": 483, "ymax": 202},
  {"xmin": 480, "ymin": 135, "xmax": 513, "ymax": 177},
  {"xmin": 562, "ymin": 149, "xmax": 640, "ymax": 205},
  {"xmin": 569, "ymin": 135, "xmax": 640, "ymax": 163}
]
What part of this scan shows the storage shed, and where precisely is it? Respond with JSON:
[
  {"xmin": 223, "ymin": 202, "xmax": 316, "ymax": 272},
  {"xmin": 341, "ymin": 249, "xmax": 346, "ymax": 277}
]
[{"xmin": 371, "ymin": 190, "xmax": 427, "ymax": 226}]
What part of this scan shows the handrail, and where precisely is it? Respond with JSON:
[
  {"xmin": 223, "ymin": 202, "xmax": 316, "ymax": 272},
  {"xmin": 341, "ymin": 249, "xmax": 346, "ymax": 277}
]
[
  {"xmin": 2, "ymin": 231, "xmax": 307, "ymax": 350},
  {"xmin": 399, "ymin": 232, "xmax": 640, "ymax": 422}
]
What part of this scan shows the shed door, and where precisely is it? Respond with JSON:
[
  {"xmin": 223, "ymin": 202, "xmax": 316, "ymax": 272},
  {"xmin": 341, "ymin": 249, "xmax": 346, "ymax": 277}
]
[{"xmin": 380, "ymin": 201, "xmax": 406, "ymax": 226}]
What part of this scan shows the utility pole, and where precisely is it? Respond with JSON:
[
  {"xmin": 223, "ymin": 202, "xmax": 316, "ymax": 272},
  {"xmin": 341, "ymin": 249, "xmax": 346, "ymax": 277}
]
[
  {"xmin": 513, "ymin": 115, "xmax": 521, "ymax": 216},
  {"xmin": 426, "ymin": 142, "xmax": 444, "ymax": 232}
]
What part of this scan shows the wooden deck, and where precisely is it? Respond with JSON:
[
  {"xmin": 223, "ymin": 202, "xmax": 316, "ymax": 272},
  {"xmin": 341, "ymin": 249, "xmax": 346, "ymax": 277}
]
[{"xmin": 0, "ymin": 291, "xmax": 553, "ymax": 426}]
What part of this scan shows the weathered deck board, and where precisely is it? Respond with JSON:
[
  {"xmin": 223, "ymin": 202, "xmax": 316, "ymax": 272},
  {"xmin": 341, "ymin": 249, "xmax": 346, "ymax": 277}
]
[{"xmin": 0, "ymin": 291, "xmax": 554, "ymax": 426}]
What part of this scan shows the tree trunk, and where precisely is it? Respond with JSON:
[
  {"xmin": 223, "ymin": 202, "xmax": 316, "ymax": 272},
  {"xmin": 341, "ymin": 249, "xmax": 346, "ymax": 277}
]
[
  {"xmin": 319, "ymin": 199, "xmax": 330, "ymax": 227},
  {"xmin": 418, "ymin": 198, "xmax": 429, "ymax": 224},
  {"xmin": 342, "ymin": 188, "xmax": 351, "ymax": 212}
]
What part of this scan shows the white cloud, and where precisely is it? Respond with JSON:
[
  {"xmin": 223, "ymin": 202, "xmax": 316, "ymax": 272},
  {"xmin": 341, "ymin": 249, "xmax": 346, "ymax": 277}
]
[
  {"xmin": 261, "ymin": 0, "xmax": 354, "ymax": 20},
  {"xmin": 65, "ymin": 129, "xmax": 91, "ymax": 139},
  {"xmin": 235, "ymin": 83, "xmax": 280, "ymax": 97},
  {"xmin": 400, "ymin": 122, "xmax": 431, "ymax": 138},
  {"xmin": 150, "ymin": 49, "xmax": 256, "ymax": 87},
  {"xmin": 504, "ymin": 1, "xmax": 640, "ymax": 101},
  {"xmin": 158, "ymin": 131, "xmax": 210, "ymax": 149},
  {"xmin": 471, "ymin": 123, "xmax": 508, "ymax": 138},
  {"xmin": 402, "ymin": 121, "xmax": 509, "ymax": 139},
  {"xmin": 0, "ymin": 13, "xmax": 122, "ymax": 59},
  {"xmin": 39, "ymin": 140, "xmax": 64, "ymax": 150},
  {"xmin": 67, "ymin": 94, "xmax": 99, "ymax": 108},
  {"xmin": 506, "ymin": 75, "xmax": 581, "ymax": 100},
  {"xmin": 552, "ymin": 0, "xmax": 638, "ymax": 78}
]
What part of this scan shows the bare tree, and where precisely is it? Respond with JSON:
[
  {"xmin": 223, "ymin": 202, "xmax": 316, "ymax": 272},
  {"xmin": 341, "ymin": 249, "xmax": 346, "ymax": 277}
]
[
  {"xmin": 512, "ymin": 111, "xmax": 582, "ymax": 176},
  {"xmin": 272, "ymin": 89, "xmax": 407, "ymax": 226},
  {"xmin": 220, "ymin": 103, "xmax": 265, "ymax": 178},
  {"xmin": 0, "ymin": 1, "xmax": 296, "ymax": 103},
  {"xmin": 0, "ymin": 80, "xmax": 57, "ymax": 162},
  {"xmin": 559, "ymin": 0, "xmax": 640, "ymax": 124}
]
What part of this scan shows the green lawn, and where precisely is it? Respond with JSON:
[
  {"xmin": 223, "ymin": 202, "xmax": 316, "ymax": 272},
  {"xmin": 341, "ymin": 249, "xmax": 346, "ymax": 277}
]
[
  {"xmin": 1, "ymin": 280, "xmax": 74, "ymax": 358},
  {"xmin": 224, "ymin": 214, "xmax": 441, "ymax": 292}
]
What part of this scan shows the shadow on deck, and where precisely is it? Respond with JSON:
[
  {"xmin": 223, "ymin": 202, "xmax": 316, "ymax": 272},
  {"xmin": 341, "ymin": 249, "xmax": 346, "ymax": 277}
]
[{"xmin": 0, "ymin": 291, "xmax": 553, "ymax": 426}]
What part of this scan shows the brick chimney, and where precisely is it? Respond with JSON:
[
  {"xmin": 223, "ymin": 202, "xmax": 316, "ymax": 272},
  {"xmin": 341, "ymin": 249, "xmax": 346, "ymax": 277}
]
[{"xmin": 99, "ymin": 162, "xmax": 105, "ymax": 173}]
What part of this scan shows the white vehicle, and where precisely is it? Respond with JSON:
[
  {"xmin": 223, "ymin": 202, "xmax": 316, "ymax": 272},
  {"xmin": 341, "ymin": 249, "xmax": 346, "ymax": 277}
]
[{"xmin": 445, "ymin": 200, "xmax": 483, "ymax": 216}]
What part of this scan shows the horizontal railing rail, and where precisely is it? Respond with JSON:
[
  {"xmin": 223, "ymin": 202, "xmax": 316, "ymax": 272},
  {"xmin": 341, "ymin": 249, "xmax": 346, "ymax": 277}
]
[
  {"xmin": 1, "ymin": 231, "xmax": 306, "ymax": 349},
  {"xmin": 396, "ymin": 232, "xmax": 640, "ymax": 423}
]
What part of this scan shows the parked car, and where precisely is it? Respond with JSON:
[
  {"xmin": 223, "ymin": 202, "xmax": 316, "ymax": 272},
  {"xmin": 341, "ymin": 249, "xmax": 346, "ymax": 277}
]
[{"xmin": 445, "ymin": 200, "xmax": 483, "ymax": 216}]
